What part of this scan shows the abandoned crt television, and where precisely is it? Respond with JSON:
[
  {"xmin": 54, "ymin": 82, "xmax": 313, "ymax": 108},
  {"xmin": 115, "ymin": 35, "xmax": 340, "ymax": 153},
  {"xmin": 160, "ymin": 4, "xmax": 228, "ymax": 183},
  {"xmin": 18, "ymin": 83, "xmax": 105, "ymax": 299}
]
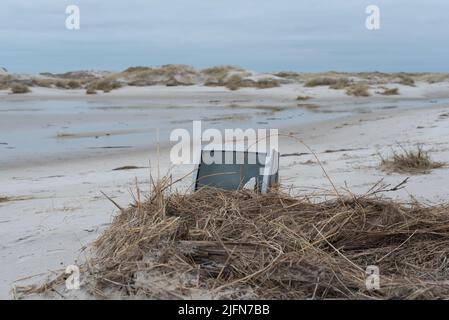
[{"xmin": 193, "ymin": 147, "xmax": 279, "ymax": 193}]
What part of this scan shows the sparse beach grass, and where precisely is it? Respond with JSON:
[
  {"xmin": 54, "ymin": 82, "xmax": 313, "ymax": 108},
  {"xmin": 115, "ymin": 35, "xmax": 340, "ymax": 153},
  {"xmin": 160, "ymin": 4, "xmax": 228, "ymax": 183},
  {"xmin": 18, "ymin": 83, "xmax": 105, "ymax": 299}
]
[
  {"xmin": 67, "ymin": 80, "xmax": 82, "ymax": 89},
  {"xmin": 255, "ymin": 78, "xmax": 280, "ymax": 89},
  {"xmin": 0, "ymin": 75, "xmax": 14, "ymax": 89},
  {"xmin": 86, "ymin": 79, "xmax": 122, "ymax": 93},
  {"xmin": 53, "ymin": 80, "xmax": 82, "ymax": 89},
  {"xmin": 345, "ymin": 84, "xmax": 371, "ymax": 97},
  {"xmin": 225, "ymin": 74, "xmax": 244, "ymax": 90},
  {"xmin": 10, "ymin": 83, "xmax": 31, "ymax": 94},
  {"xmin": 303, "ymin": 77, "xmax": 355, "ymax": 90},
  {"xmin": 202, "ymin": 65, "xmax": 245, "ymax": 79},
  {"xmin": 223, "ymin": 75, "xmax": 280, "ymax": 91},
  {"xmin": 398, "ymin": 75, "xmax": 416, "ymax": 87},
  {"xmin": 30, "ymin": 78, "xmax": 54, "ymax": 88},
  {"xmin": 0, "ymin": 196, "xmax": 10, "ymax": 203},
  {"xmin": 85, "ymin": 87, "xmax": 97, "ymax": 95},
  {"xmin": 329, "ymin": 78, "xmax": 351, "ymax": 89},
  {"xmin": 304, "ymin": 77, "xmax": 341, "ymax": 87},
  {"xmin": 380, "ymin": 145, "xmax": 445, "ymax": 174},
  {"xmin": 121, "ymin": 64, "xmax": 198, "ymax": 86},
  {"xmin": 55, "ymin": 80, "xmax": 69, "ymax": 89}
]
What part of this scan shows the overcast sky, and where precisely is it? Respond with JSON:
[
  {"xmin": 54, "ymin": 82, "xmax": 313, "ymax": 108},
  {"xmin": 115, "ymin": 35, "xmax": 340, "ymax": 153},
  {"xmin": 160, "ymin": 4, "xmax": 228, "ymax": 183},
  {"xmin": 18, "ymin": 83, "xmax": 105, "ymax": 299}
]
[{"xmin": 1, "ymin": 0, "xmax": 448, "ymax": 73}]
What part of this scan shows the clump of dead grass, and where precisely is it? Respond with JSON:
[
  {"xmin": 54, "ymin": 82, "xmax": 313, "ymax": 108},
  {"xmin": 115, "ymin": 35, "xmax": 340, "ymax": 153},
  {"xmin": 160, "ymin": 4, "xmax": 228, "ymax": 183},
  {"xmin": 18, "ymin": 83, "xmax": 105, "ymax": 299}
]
[
  {"xmin": 30, "ymin": 78, "xmax": 54, "ymax": 88},
  {"xmin": 255, "ymin": 78, "xmax": 280, "ymax": 89},
  {"xmin": 274, "ymin": 71, "xmax": 300, "ymax": 79},
  {"xmin": 398, "ymin": 75, "xmax": 415, "ymax": 87},
  {"xmin": 10, "ymin": 83, "xmax": 31, "ymax": 94},
  {"xmin": 304, "ymin": 77, "xmax": 352, "ymax": 89},
  {"xmin": 123, "ymin": 64, "xmax": 198, "ymax": 86},
  {"xmin": 67, "ymin": 80, "xmax": 82, "ymax": 89},
  {"xmin": 380, "ymin": 145, "xmax": 445, "ymax": 174},
  {"xmin": 202, "ymin": 65, "xmax": 244, "ymax": 78},
  {"xmin": 53, "ymin": 80, "xmax": 82, "ymax": 89},
  {"xmin": 15, "ymin": 174, "xmax": 449, "ymax": 300},
  {"xmin": 329, "ymin": 78, "xmax": 352, "ymax": 90},
  {"xmin": 85, "ymin": 87, "xmax": 97, "ymax": 95},
  {"xmin": 225, "ymin": 75, "xmax": 244, "ymax": 90},
  {"xmin": 304, "ymin": 77, "xmax": 338, "ymax": 87},
  {"xmin": 86, "ymin": 79, "xmax": 122, "ymax": 93},
  {"xmin": 55, "ymin": 80, "xmax": 69, "ymax": 89},
  {"xmin": 0, "ymin": 75, "xmax": 15, "ymax": 90},
  {"xmin": 346, "ymin": 84, "xmax": 371, "ymax": 97},
  {"xmin": 224, "ymin": 76, "xmax": 280, "ymax": 91}
]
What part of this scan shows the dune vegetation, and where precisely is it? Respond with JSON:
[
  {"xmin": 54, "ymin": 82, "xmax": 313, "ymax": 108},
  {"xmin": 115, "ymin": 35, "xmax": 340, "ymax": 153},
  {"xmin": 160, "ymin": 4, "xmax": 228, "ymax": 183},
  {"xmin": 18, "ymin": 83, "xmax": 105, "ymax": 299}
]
[
  {"xmin": 1, "ymin": 66, "xmax": 449, "ymax": 95},
  {"xmin": 380, "ymin": 145, "xmax": 445, "ymax": 174}
]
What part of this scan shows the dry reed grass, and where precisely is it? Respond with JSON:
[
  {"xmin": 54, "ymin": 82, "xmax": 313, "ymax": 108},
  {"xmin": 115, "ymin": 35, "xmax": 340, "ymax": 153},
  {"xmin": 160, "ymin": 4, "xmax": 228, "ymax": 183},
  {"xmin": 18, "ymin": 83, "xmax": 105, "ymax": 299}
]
[
  {"xmin": 202, "ymin": 66, "xmax": 244, "ymax": 78},
  {"xmin": 86, "ymin": 79, "xmax": 122, "ymax": 93},
  {"xmin": 329, "ymin": 78, "xmax": 352, "ymax": 90},
  {"xmin": 225, "ymin": 75, "xmax": 245, "ymax": 91},
  {"xmin": 346, "ymin": 84, "xmax": 371, "ymax": 97},
  {"xmin": 255, "ymin": 78, "xmax": 280, "ymax": 89},
  {"xmin": 0, "ymin": 75, "xmax": 14, "ymax": 90},
  {"xmin": 14, "ymin": 173, "xmax": 449, "ymax": 300},
  {"xmin": 122, "ymin": 64, "xmax": 198, "ymax": 86},
  {"xmin": 304, "ymin": 77, "xmax": 340, "ymax": 87},
  {"xmin": 223, "ymin": 76, "xmax": 279, "ymax": 91},
  {"xmin": 304, "ymin": 77, "xmax": 354, "ymax": 90},
  {"xmin": 34, "ymin": 79, "xmax": 55, "ymax": 88},
  {"xmin": 10, "ymin": 83, "xmax": 31, "ymax": 94},
  {"xmin": 380, "ymin": 145, "xmax": 445, "ymax": 174},
  {"xmin": 398, "ymin": 75, "xmax": 415, "ymax": 87},
  {"xmin": 85, "ymin": 87, "xmax": 97, "ymax": 95}
]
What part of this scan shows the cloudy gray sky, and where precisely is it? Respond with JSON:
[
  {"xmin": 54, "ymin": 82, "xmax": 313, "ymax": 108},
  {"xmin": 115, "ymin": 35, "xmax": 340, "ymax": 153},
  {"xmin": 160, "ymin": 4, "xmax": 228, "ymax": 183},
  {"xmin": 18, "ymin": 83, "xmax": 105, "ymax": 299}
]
[{"xmin": 1, "ymin": 0, "xmax": 448, "ymax": 73}]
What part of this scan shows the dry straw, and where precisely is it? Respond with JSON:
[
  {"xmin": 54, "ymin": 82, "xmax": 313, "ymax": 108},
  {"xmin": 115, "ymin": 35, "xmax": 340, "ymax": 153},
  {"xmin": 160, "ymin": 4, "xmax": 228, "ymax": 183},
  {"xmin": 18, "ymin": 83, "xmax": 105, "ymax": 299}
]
[
  {"xmin": 13, "ymin": 139, "xmax": 449, "ymax": 300},
  {"xmin": 15, "ymin": 174, "xmax": 449, "ymax": 300},
  {"xmin": 380, "ymin": 145, "xmax": 445, "ymax": 174}
]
